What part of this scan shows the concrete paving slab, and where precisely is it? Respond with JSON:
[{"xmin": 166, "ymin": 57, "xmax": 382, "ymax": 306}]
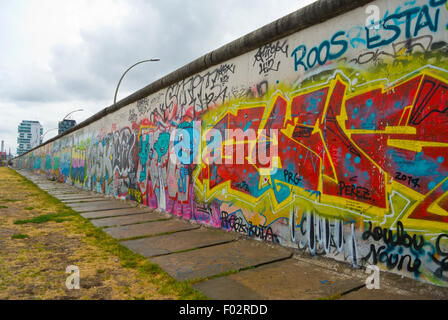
[
  {"xmin": 34, "ymin": 182, "xmax": 61, "ymax": 186},
  {"xmin": 150, "ymin": 240, "xmax": 292, "ymax": 281},
  {"xmin": 44, "ymin": 186, "xmax": 83, "ymax": 190},
  {"xmin": 37, "ymin": 183, "xmax": 72, "ymax": 188},
  {"xmin": 121, "ymin": 228, "xmax": 237, "ymax": 258},
  {"xmin": 46, "ymin": 190, "xmax": 79, "ymax": 194},
  {"xmin": 68, "ymin": 201, "xmax": 135, "ymax": 213},
  {"xmin": 51, "ymin": 193, "xmax": 90, "ymax": 198},
  {"xmin": 52, "ymin": 191, "xmax": 96, "ymax": 196},
  {"xmin": 339, "ymin": 286, "xmax": 434, "ymax": 300},
  {"xmin": 194, "ymin": 276, "xmax": 264, "ymax": 300},
  {"xmin": 91, "ymin": 213, "xmax": 168, "ymax": 228},
  {"xmin": 56, "ymin": 195, "xmax": 104, "ymax": 201},
  {"xmin": 81, "ymin": 207, "xmax": 154, "ymax": 219},
  {"xmin": 39, "ymin": 187, "xmax": 70, "ymax": 191},
  {"xmin": 48, "ymin": 192, "xmax": 79, "ymax": 196},
  {"xmin": 39, "ymin": 184, "xmax": 72, "ymax": 189},
  {"xmin": 62, "ymin": 198, "xmax": 109, "ymax": 204},
  {"xmin": 105, "ymin": 219, "xmax": 199, "ymax": 240},
  {"xmin": 193, "ymin": 258, "xmax": 363, "ymax": 300},
  {"xmin": 68, "ymin": 199, "xmax": 128, "ymax": 207},
  {"xmin": 35, "ymin": 182, "xmax": 68, "ymax": 191},
  {"xmin": 48, "ymin": 191, "xmax": 88, "ymax": 196},
  {"xmin": 45, "ymin": 189, "xmax": 80, "ymax": 193}
]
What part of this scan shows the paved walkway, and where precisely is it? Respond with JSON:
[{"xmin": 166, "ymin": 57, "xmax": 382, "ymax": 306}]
[{"xmin": 15, "ymin": 169, "xmax": 448, "ymax": 300}]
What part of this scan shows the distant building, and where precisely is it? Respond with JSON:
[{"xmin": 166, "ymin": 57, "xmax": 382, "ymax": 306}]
[
  {"xmin": 1, "ymin": 141, "xmax": 8, "ymax": 165},
  {"xmin": 0, "ymin": 152, "xmax": 6, "ymax": 166},
  {"xmin": 0, "ymin": 142, "xmax": 12, "ymax": 165},
  {"xmin": 58, "ymin": 119, "xmax": 77, "ymax": 135},
  {"xmin": 0, "ymin": 140, "xmax": 4, "ymax": 164},
  {"xmin": 17, "ymin": 120, "xmax": 43, "ymax": 155}
]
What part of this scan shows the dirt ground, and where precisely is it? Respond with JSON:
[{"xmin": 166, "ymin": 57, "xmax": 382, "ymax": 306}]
[{"xmin": 0, "ymin": 167, "xmax": 204, "ymax": 300}]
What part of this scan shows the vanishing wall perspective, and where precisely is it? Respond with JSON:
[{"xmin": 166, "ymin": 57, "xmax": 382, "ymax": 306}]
[{"xmin": 13, "ymin": 0, "xmax": 448, "ymax": 286}]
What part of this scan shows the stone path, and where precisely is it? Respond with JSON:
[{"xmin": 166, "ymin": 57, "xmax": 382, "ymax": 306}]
[{"xmin": 14, "ymin": 169, "xmax": 448, "ymax": 300}]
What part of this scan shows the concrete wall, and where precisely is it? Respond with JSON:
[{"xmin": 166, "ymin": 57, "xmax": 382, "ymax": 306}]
[{"xmin": 13, "ymin": 0, "xmax": 448, "ymax": 287}]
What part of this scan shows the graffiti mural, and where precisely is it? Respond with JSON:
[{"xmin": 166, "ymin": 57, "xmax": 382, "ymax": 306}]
[{"xmin": 13, "ymin": 0, "xmax": 448, "ymax": 287}]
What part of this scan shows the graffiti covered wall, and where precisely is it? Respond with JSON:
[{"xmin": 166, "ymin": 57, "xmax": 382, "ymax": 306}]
[{"xmin": 13, "ymin": 0, "xmax": 448, "ymax": 286}]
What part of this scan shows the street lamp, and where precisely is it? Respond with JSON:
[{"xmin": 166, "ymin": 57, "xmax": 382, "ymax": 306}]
[
  {"xmin": 63, "ymin": 109, "xmax": 84, "ymax": 121},
  {"xmin": 41, "ymin": 128, "xmax": 58, "ymax": 143},
  {"xmin": 113, "ymin": 59, "xmax": 160, "ymax": 104},
  {"xmin": 59, "ymin": 109, "xmax": 84, "ymax": 136}
]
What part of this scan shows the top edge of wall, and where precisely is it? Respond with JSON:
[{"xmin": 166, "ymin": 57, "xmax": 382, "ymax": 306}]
[{"xmin": 14, "ymin": 0, "xmax": 374, "ymax": 160}]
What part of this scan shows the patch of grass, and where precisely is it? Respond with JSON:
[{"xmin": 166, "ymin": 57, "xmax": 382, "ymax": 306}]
[
  {"xmin": 73, "ymin": 219, "xmax": 207, "ymax": 299},
  {"xmin": 0, "ymin": 205, "xmax": 7, "ymax": 209},
  {"xmin": 0, "ymin": 199, "xmax": 20, "ymax": 203},
  {"xmin": 11, "ymin": 234, "xmax": 30, "ymax": 240},
  {"xmin": 14, "ymin": 212, "xmax": 76, "ymax": 225},
  {"xmin": 122, "ymin": 261, "xmax": 138, "ymax": 268},
  {"xmin": 24, "ymin": 207, "xmax": 34, "ymax": 211},
  {"xmin": 317, "ymin": 293, "xmax": 342, "ymax": 300},
  {"xmin": 31, "ymin": 270, "xmax": 41, "ymax": 277},
  {"xmin": 7, "ymin": 167, "xmax": 207, "ymax": 300}
]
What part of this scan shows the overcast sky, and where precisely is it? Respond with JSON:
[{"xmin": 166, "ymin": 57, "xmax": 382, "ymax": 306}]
[{"xmin": 0, "ymin": 0, "xmax": 317, "ymax": 156}]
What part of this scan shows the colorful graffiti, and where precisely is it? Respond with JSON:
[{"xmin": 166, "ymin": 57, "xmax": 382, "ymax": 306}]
[
  {"xmin": 198, "ymin": 69, "xmax": 448, "ymax": 230},
  {"xmin": 13, "ymin": 0, "xmax": 448, "ymax": 287}
]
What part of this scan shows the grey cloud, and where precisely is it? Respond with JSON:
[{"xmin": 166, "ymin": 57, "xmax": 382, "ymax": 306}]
[
  {"xmin": 48, "ymin": 0, "xmax": 300, "ymax": 104},
  {"xmin": 0, "ymin": 66, "xmax": 64, "ymax": 103},
  {"xmin": 1, "ymin": 0, "xmax": 303, "ymax": 154}
]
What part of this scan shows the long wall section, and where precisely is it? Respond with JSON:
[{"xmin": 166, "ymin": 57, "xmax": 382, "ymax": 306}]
[{"xmin": 13, "ymin": 0, "xmax": 448, "ymax": 286}]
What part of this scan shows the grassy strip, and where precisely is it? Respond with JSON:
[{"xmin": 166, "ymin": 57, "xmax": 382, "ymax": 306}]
[
  {"xmin": 0, "ymin": 199, "xmax": 21, "ymax": 203},
  {"xmin": 317, "ymin": 293, "xmax": 342, "ymax": 300},
  {"xmin": 14, "ymin": 212, "xmax": 75, "ymax": 224},
  {"xmin": 9, "ymin": 168, "xmax": 208, "ymax": 300},
  {"xmin": 11, "ymin": 234, "xmax": 30, "ymax": 239}
]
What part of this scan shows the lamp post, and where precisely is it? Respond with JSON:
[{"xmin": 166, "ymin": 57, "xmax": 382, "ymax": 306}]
[
  {"xmin": 41, "ymin": 128, "xmax": 58, "ymax": 143},
  {"xmin": 62, "ymin": 109, "xmax": 84, "ymax": 121},
  {"xmin": 59, "ymin": 109, "xmax": 84, "ymax": 135},
  {"xmin": 113, "ymin": 59, "xmax": 160, "ymax": 104}
]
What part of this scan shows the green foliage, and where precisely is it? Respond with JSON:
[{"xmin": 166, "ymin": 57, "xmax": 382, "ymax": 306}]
[{"xmin": 14, "ymin": 212, "xmax": 76, "ymax": 225}]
